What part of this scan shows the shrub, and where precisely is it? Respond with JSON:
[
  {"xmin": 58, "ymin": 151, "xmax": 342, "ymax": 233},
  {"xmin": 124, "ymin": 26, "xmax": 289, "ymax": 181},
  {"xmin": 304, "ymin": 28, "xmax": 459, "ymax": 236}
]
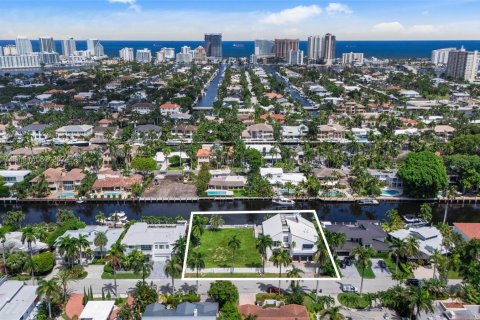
[
  {"xmin": 208, "ymin": 280, "xmax": 239, "ymax": 307},
  {"xmin": 338, "ymin": 293, "xmax": 370, "ymax": 309},
  {"xmin": 103, "ymin": 264, "xmax": 113, "ymax": 274},
  {"xmin": 67, "ymin": 265, "xmax": 88, "ymax": 279},
  {"xmin": 33, "ymin": 251, "xmax": 55, "ymax": 275}
]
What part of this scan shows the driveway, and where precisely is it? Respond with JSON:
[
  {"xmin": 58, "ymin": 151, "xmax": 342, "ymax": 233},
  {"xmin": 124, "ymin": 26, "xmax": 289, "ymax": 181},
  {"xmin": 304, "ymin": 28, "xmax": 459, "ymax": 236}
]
[
  {"xmin": 371, "ymin": 258, "xmax": 392, "ymax": 280},
  {"xmin": 148, "ymin": 261, "xmax": 167, "ymax": 279},
  {"xmin": 339, "ymin": 263, "xmax": 361, "ymax": 282}
]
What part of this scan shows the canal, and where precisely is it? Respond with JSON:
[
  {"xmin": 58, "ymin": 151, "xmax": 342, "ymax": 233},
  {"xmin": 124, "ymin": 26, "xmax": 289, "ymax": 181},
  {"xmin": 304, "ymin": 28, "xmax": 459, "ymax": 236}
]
[
  {"xmin": 2, "ymin": 200, "xmax": 479, "ymax": 225},
  {"xmin": 196, "ymin": 64, "xmax": 226, "ymax": 107},
  {"xmin": 264, "ymin": 65, "xmax": 313, "ymax": 107}
]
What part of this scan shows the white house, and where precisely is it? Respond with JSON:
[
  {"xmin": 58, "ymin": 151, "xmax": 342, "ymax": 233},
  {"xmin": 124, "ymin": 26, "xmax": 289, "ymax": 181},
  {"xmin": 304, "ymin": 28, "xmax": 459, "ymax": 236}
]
[
  {"xmin": 159, "ymin": 103, "xmax": 181, "ymax": 116},
  {"xmin": 79, "ymin": 301, "xmax": 115, "ymax": 320},
  {"xmin": 121, "ymin": 222, "xmax": 187, "ymax": 261},
  {"xmin": 281, "ymin": 125, "xmax": 308, "ymax": 140},
  {"xmin": 17, "ymin": 124, "xmax": 49, "ymax": 144},
  {"xmin": 261, "ymin": 213, "xmax": 318, "ymax": 261},
  {"xmin": 0, "ymin": 277, "xmax": 38, "ymax": 320},
  {"xmin": 55, "ymin": 125, "xmax": 93, "ymax": 139},
  {"xmin": 389, "ymin": 226, "xmax": 447, "ymax": 259},
  {"xmin": 108, "ymin": 100, "xmax": 127, "ymax": 113},
  {"xmin": 0, "ymin": 170, "xmax": 31, "ymax": 186}
]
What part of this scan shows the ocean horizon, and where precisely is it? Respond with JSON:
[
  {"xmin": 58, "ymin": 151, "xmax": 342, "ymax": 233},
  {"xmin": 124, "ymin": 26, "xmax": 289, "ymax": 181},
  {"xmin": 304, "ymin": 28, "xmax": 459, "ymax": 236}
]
[{"xmin": 1, "ymin": 39, "xmax": 480, "ymax": 59}]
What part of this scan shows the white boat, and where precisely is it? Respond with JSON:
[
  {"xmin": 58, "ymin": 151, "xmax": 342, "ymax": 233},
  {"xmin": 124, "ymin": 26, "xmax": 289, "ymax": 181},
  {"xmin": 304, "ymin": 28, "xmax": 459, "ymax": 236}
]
[
  {"xmin": 357, "ymin": 198, "xmax": 379, "ymax": 205},
  {"xmin": 105, "ymin": 211, "xmax": 128, "ymax": 227},
  {"xmin": 76, "ymin": 196, "xmax": 85, "ymax": 204},
  {"xmin": 272, "ymin": 196, "xmax": 295, "ymax": 206},
  {"xmin": 403, "ymin": 214, "xmax": 427, "ymax": 226}
]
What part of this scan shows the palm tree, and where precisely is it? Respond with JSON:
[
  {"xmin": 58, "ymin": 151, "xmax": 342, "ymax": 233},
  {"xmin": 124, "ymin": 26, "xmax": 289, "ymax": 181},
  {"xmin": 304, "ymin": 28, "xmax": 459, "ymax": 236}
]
[
  {"xmin": 256, "ymin": 234, "xmax": 273, "ymax": 273},
  {"xmin": 405, "ymin": 236, "xmax": 420, "ymax": 260},
  {"xmin": 388, "ymin": 238, "xmax": 407, "ymax": 273},
  {"xmin": 286, "ymin": 265, "xmax": 304, "ymax": 286},
  {"xmin": 77, "ymin": 234, "xmax": 90, "ymax": 265},
  {"xmin": 325, "ymin": 230, "xmax": 346, "ymax": 258},
  {"xmin": 94, "ymin": 232, "xmax": 108, "ymax": 259},
  {"xmin": 209, "ymin": 214, "xmax": 224, "ymax": 230},
  {"xmin": 57, "ymin": 235, "xmax": 80, "ymax": 267},
  {"xmin": 0, "ymin": 229, "xmax": 7, "ymax": 276},
  {"xmin": 320, "ymin": 306, "xmax": 345, "ymax": 320},
  {"xmin": 187, "ymin": 251, "xmax": 205, "ymax": 292},
  {"xmin": 105, "ymin": 243, "xmax": 125, "ymax": 297},
  {"xmin": 408, "ymin": 286, "xmax": 434, "ymax": 319},
  {"xmin": 55, "ymin": 268, "xmax": 76, "ymax": 303},
  {"xmin": 164, "ymin": 257, "xmax": 182, "ymax": 292},
  {"xmin": 352, "ymin": 245, "xmax": 375, "ymax": 294},
  {"xmin": 36, "ymin": 278, "xmax": 61, "ymax": 319},
  {"xmin": 269, "ymin": 248, "xmax": 292, "ymax": 291},
  {"xmin": 172, "ymin": 236, "xmax": 187, "ymax": 263},
  {"xmin": 95, "ymin": 212, "xmax": 105, "ymax": 225},
  {"xmin": 227, "ymin": 235, "xmax": 241, "ymax": 272},
  {"xmin": 21, "ymin": 226, "xmax": 37, "ymax": 284},
  {"xmin": 430, "ymin": 249, "xmax": 443, "ymax": 279},
  {"xmin": 132, "ymin": 255, "xmax": 153, "ymax": 283}
]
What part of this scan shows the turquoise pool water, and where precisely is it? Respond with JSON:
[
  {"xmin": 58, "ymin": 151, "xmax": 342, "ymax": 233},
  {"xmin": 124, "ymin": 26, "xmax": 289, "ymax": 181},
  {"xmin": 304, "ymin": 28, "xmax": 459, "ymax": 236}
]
[
  {"xmin": 104, "ymin": 192, "xmax": 123, "ymax": 197},
  {"xmin": 381, "ymin": 189, "xmax": 401, "ymax": 196},
  {"xmin": 321, "ymin": 191, "xmax": 344, "ymax": 197},
  {"xmin": 57, "ymin": 192, "xmax": 75, "ymax": 198},
  {"xmin": 279, "ymin": 189, "xmax": 295, "ymax": 195},
  {"xmin": 207, "ymin": 190, "xmax": 228, "ymax": 196}
]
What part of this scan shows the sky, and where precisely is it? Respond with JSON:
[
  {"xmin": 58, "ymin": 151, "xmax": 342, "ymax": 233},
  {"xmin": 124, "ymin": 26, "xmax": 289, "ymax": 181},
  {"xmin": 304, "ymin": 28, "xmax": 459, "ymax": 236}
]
[{"xmin": 1, "ymin": 0, "xmax": 480, "ymax": 40}]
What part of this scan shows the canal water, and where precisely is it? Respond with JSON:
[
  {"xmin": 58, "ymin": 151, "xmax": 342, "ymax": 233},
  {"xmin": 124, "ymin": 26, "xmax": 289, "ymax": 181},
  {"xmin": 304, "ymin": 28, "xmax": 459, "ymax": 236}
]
[
  {"xmin": 196, "ymin": 64, "xmax": 226, "ymax": 107},
  {"xmin": 264, "ymin": 65, "xmax": 313, "ymax": 107},
  {"xmin": 1, "ymin": 200, "xmax": 479, "ymax": 226}
]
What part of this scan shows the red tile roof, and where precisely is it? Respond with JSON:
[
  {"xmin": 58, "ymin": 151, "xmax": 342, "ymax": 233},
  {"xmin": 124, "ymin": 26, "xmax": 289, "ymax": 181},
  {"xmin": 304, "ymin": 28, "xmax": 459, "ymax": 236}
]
[
  {"xmin": 92, "ymin": 174, "xmax": 142, "ymax": 190},
  {"xmin": 238, "ymin": 304, "xmax": 309, "ymax": 320},
  {"xmin": 65, "ymin": 294, "xmax": 84, "ymax": 320},
  {"xmin": 197, "ymin": 148, "xmax": 212, "ymax": 157},
  {"xmin": 453, "ymin": 223, "xmax": 480, "ymax": 240},
  {"xmin": 160, "ymin": 102, "xmax": 180, "ymax": 109},
  {"xmin": 263, "ymin": 92, "xmax": 283, "ymax": 99},
  {"xmin": 260, "ymin": 114, "xmax": 285, "ymax": 122}
]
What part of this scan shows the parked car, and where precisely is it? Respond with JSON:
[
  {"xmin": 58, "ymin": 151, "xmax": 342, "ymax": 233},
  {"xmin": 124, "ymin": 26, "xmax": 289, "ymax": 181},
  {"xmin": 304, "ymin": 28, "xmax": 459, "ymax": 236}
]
[
  {"xmin": 406, "ymin": 278, "xmax": 422, "ymax": 287},
  {"xmin": 339, "ymin": 261, "xmax": 346, "ymax": 269},
  {"xmin": 343, "ymin": 256, "xmax": 355, "ymax": 266},
  {"xmin": 267, "ymin": 286, "xmax": 281, "ymax": 294},
  {"xmin": 378, "ymin": 260, "xmax": 387, "ymax": 269},
  {"xmin": 341, "ymin": 284, "xmax": 358, "ymax": 292}
]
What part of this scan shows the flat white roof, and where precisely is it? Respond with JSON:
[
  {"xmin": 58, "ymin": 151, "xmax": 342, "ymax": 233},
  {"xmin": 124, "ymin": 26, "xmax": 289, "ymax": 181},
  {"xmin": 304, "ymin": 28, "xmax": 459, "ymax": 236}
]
[{"xmin": 79, "ymin": 300, "xmax": 114, "ymax": 320}]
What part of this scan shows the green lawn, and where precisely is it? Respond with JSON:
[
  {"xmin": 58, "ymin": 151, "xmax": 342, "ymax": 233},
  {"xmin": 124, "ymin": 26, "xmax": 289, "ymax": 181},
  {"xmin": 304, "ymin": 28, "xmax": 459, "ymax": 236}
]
[
  {"xmin": 355, "ymin": 261, "xmax": 375, "ymax": 279},
  {"xmin": 233, "ymin": 189, "xmax": 246, "ymax": 197},
  {"xmin": 447, "ymin": 270, "xmax": 462, "ymax": 279},
  {"xmin": 185, "ymin": 273, "xmax": 278, "ymax": 278},
  {"xmin": 101, "ymin": 272, "xmax": 144, "ymax": 279},
  {"xmin": 190, "ymin": 228, "xmax": 263, "ymax": 268}
]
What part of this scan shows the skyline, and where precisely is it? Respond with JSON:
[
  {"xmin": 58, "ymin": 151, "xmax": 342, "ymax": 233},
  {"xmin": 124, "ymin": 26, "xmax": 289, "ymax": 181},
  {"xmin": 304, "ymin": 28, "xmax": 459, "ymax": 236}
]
[{"xmin": 1, "ymin": 0, "xmax": 480, "ymax": 41}]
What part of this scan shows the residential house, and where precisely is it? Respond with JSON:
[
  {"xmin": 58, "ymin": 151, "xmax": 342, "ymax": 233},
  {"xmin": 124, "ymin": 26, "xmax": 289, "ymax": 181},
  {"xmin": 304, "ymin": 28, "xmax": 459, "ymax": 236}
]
[
  {"xmin": 367, "ymin": 169, "xmax": 403, "ymax": 188},
  {"xmin": 170, "ymin": 124, "xmax": 197, "ymax": 139},
  {"xmin": 79, "ymin": 301, "xmax": 115, "ymax": 320},
  {"xmin": 91, "ymin": 169, "xmax": 143, "ymax": 196},
  {"xmin": 9, "ymin": 147, "xmax": 50, "ymax": 166},
  {"xmin": 324, "ymin": 220, "xmax": 389, "ymax": 256},
  {"xmin": 336, "ymin": 102, "xmax": 365, "ymax": 114},
  {"xmin": 196, "ymin": 148, "xmax": 212, "ymax": 166},
  {"xmin": 313, "ymin": 168, "xmax": 350, "ymax": 188},
  {"xmin": 433, "ymin": 125, "xmax": 455, "ymax": 138},
  {"xmin": 260, "ymin": 167, "xmax": 305, "ymax": 186},
  {"xmin": 389, "ymin": 226, "xmax": 447, "ymax": 259},
  {"xmin": 0, "ymin": 170, "xmax": 31, "ymax": 186},
  {"xmin": 0, "ymin": 125, "xmax": 6, "ymax": 143},
  {"xmin": 260, "ymin": 113, "xmax": 285, "ymax": 123},
  {"xmin": 281, "ymin": 125, "xmax": 308, "ymax": 140},
  {"xmin": 246, "ymin": 144, "xmax": 282, "ymax": 163},
  {"xmin": 55, "ymin": 125, "xmax": 93, "ymax": 139},
  {"xmin": 121, "ymin": 221, "xmax": 187, "ymax": 261},
  {"xmin": 134, "ymin": 125, "xmax": 162, "ymax": 140},
  {"xmin": 0, "ymin": 231, "xmax": 48, "ymax": 255},
  {"xmin": 41, "ymin": 103, "xmax": 64, "ymax": 113},
  {"xmin": 317, "ymin": 124, "xmax": 345, "ymax": 141},
  {"xmin": 238, "ymin": 304, "xmax": 309, "ymax": 320},
  {"xmin": 57, "ymin": 226, "xmax": 122, "ymax": 259},
  {"xmin": 241, "ymin": 123, "xmax": 274, "ymax": 141},
  {"xmin": 131, "ymin": 102, "xmax": 156, "ymax": 115},
  {"xmin": 108, "ymin": 100, "xmax": 126, "ymax": 113},
  {"xmin": 160, "ymin": 103, "xmax": 181, "ymax": 116},
  {"xmin": 208, "ymin": 175, "xmax": 246, "ymax": 190},
  {"xmin": 31, "ymin": 168, "xmax": 85, "ymax": 192},
  {"xmin": 437, "ymin": 302, "xmax": 480, "ymax": 320},
  {"xmin": 142, "ymin": 302, "xmax": 219, "ymax": 320},
  {"xmin": 17, "ymin": 124, "xmax": 48, "ymax": 144},
  {"xmin": 261, "ymin": 213, "xmax": 318, "ymax": 261},
  {"xmin": 90, "ymin": 126, "xmax": 120, "ymax": 144},
  {"xmin": 0, "ymin": 277, "xmax": 38, "ymax": 320},
  {"xmin": 453, "ymin": 223, "xmax": 480, "ymax": 241}
]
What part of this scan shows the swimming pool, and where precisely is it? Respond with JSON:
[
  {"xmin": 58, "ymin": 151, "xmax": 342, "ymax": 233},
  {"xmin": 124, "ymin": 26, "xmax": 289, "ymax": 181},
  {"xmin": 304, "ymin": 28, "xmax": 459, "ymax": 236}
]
[
  {"xmin": 381, "ymin": 189, "xmax": 402, "ymax": 196},
  {"xmin": 279, "ymin": 189, "xmax": 295, "ymax": 195},
  {"xmin": 321, "ymin": 191, "xmax": 345, "ymax": 197},
  {"xmin": 104, "ymin": 192, "xmax": 123, "ymax": 197},
  {"xmin": 57, "ymin": 192, "xmax": 75, "ymax": 198},
  {"xmin": 207, "ymin": 190, "xmax": 228, "ymax": 196}
]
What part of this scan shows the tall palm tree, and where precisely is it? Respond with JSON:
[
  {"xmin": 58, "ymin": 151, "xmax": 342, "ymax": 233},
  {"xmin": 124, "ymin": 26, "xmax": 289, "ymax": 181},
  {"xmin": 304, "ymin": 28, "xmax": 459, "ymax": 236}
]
[
  {"xmin": 57, "ymin": 235, "xmax": 80, "ymax": 267},
  {"xmin": 430, "ymin": 249, "xmax": 443, "ymax": 279},
  {"xmin": 187, "ymin": 251, "xmax": 205, "ymax": 292},
  {"xmin": 269, "ymin": 248, "xmax": 292, "ymax": 291},
  {"xmin": 105, "ymin": 243, "xmax": 125, "ymax": 297},
  {"xmin": 352, "ymin": 245, "xmax": 375, "ymax": 294},
  {"xmin": 325, "ymin": 230, "xmax": 346, "ymax": 258},
  {"xmin": 320, "ymin": 306, "xmax": 345, "ymax": 320},
  {"xmin": 388, "ymin": 238, "xmax": 407, "ymax": 273},
  {"xmin": 77, "ymin": 234, "xmax": 90, "ymax": 265},
  {"xmin": 0, "ymin": 229, "xmax": 7, "ymax": 276},
  {"xmin": 94, "ymin": 232, "xmax": 108, "ymax": 259},
  {"xmin": 164, "ymin": 257, "xmax": 182, "ymax": 293},
  {"xmin": 209, "ymin": 215, "xmax": 224, "ymax": 230},
  {"xmin": 256, "ymin": 234, "xmax": 273, "ymax": 273},
  {"xmin": 36, "ymin": 278, "xmax": 61, "ymax": 319},
  {"xmin": 408, "ymin": 286, "xmax": 434, "ymax": 319},
  {"xmin": 405, "ymin": 237, "xmax": 420, "ymax": 260},
  {"xmin": 95, "ymin": 212, "xmax": 105, "ymax": 225},
  {"xmin": 21, "ymin": 226, "xmax": 37, "ymax": 284},
  {"xmin": 132, "ymin": 255, "xmax": 153, "ymax": 283},
  {"xmin": 172, "ymin": 236, "xmax": 187, "ymax": 263},
  {"xmin": 55, "ymin": 268, "xmax": 76, "ymax": 303},
  {"xmin": 286, "ymin": 265, "xmax": 304, "ymax": 286},
  {"xmin": 227, "ymin": 235, "xmax": 241, "ymax": 272}
]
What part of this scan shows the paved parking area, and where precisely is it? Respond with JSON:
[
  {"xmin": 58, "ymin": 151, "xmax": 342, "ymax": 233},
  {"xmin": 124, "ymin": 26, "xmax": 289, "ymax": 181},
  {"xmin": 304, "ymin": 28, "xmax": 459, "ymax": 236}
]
[
  {"xmin": 371, "ymin": 258, "xmax": 392, "ymax": 280},
  {"xmin": 339, "ymin": 263, "xmax": 361, "ymax": 282},
  {"xmin": 149, "ymin": 261, "xmax": 167, "ymax": 279}
]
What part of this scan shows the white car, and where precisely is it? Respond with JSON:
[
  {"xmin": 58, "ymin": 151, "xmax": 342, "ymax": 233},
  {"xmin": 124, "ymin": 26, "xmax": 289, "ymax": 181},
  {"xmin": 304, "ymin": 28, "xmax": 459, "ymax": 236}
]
[{"xmin": 341, "ymin": 284, "xmax": 358, "ymax": 293}]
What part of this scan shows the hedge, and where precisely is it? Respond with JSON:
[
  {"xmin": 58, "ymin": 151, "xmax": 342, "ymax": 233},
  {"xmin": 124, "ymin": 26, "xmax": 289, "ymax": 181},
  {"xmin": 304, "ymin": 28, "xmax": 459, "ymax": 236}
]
[{"xmin": 33, "ymin": 252, "xmax": 55, "ymax": 275}]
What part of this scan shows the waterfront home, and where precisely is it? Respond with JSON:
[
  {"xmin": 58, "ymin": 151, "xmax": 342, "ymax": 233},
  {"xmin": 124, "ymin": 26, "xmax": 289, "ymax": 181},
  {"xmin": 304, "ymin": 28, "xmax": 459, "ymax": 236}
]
[
  {"xmin": 159, "ymin": 102, "xmax": 181, "ymax": 116},
  {"xmin": 0, "ymin": 170, "xmax": 31, "ymax": 186},
  {"xmin": 367, "ymin": 169, "xmax": 403, "ymax": 188},
  {"xmin": 335, "ymin": 101, "xmax": 365, "ymax": 114},
  {"xmin": 196, "ymin": 147, "xmax": 212, "ymax": 166},
  {"xmin": 142, "ymin": 302, "xmax": 219, "ymax": 320},
  {"xmin": 281, "ymin": 125, "xmax": 308, "ymax": 140},
  {"xmin": 57, "ymin": 226, "xmax": 122, "ymax": 259},
  {"xmin": 134, "ymin": 124, "xmax": 162, "ymax": 140},
  {"xmin": 170, "ymin": 124, "xmax": 197, "ymax": 139},
  {"xmin": 317, "ymin": 124, "xmax": 345, "ymax": 141},
  {"xmin": 260, "ymin": 113, "xmax": 285, "ymax": 124},
  {"xmin": 91, "ymin": 169, "xmax": 143, "ymax": 198},
  {"xmin": 260, "ymin": 167, "xmax": 305, "ymax": 187},
  {"xmin": 121, "ymin": 221, "xmax": 187, "ymax": 261},
  {"xmin": 0, "ymin": 277, "xmax": 38, "ymax": 320},
  {"xmin": 41, "ymin": 103, "xmax": 65, "ymax": 113},
  {"xmin": 79, "ymin": 301, "xmax": 115, "ymax": 320},
  {"xmin": 0, "ymin": 231, "xmax": 48, "ymax": 255},
  {"xmin": 208, "ymin": 175, "xmax": 246, "ymax": 190},
  {"xmin": 247, "ymin": 144, "xmax": 282, "ymax": 163},
  {"xmin": 154, "ymin": 151, "xmax": 189, "ymax": 171},
  {"xmin": 108, "ymin": 100, "xmax": 127, "ymax": 113},
  {"xmin": 400, "ymin": 89, "xmax": 421, "ymax": 98},
  {"xmin": 32, "ymin": 168, "xmax": 85, "ymax": 193},
  {"xmin": 433, "ymin": 125, "xmax": 455, "ymax": 138},
  {"xmin": 238, "ymin": 304, "xmax": 309, "ymax": 320},
  {"xmin": 324, "ymin": 220, "xmax": 389, "ymax": 256},
  {"xmin": 453, "ymin": 223, "xmax": 480, "ymax": 241},
  {"xmin": 131, "ymin": 102, "xmax": 156, "ymax": 114},
  {"xmin": 263, "ymin": 92, "xmax": 283, "ymax": 100},
  {"xmin": 313, "ymin": 168, "xmax": 350, "ymax": 187},
  {"xmin": 389, "ymin": 226, "xmax": 447, "ymax": 259},
  {"xmin": 241, "ymin": 123, "xmax": 274, "ymax": 141},
  {"xmin": 90, "ymin": 126, "xmax": 121, "ymax": 144},
  {"xmin": 9, "ymin": 147, "xmax": 51, "ymax": 167},
  {"xmin": 17, "ymin": 123, "xmax": 48, "ymax": 144},
  {"xmin": 261, "ymin": 213, "xmax": 318, "ymax": 261},
  {"xmin": 55, "ymin": 125, "xmax": 93, "ymax": 140}
]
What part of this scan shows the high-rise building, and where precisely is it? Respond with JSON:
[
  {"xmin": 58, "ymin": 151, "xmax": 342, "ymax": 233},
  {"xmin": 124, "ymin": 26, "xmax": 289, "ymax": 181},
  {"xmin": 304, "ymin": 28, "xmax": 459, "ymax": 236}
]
[
  {"xmin": 61, "ymin": 38, "xmax": 76, "ymax": 57},
  {"xmin": 204, "ymin": 34, "xmax": 222, "ymax": 59},
  {"xmin": 160, "ymin": 48, "xmax": 175, "ymax": 60},
  {"xmin": 254, "ymin": 40, "xmax": 275, "ymax": 58},
  {"xmin": 0, "ymin": 47, "xmax": 2, "ymax": 57},
  {"xmin": 307, "ymin": 35, "xmax": 323, "ymax": 63},
  {"xmin": 136, "ymin": 48, "xmax": 152, "ymax": 63},
  {"xmin": 194, "ymin": 46, "xmax": 207, "ymax": 64},
  {"xmin": 445, "ymin": 49, "xmax": 479, "ymax": 83},
  {"xmin": 342, "ymin": 52, "xmax": 364, "ymax": 65},
  {"xmin": 3, "ymin": 45, "xmax": 16, "ymax": 56},
  {"xmin": 15, "ymin": 37, "xmax": 33, "ymax": 55},
  {"xmin": 94, "ymin": 43, "xmax": 104, "ymax": 57},
  {"xmin": 322, "ymin": 33, "xmax": 336, "ymax": 65},
  {"xmin": 156, "ymin": 51, "xmax": 165, "ymax": 63},
  {"xmin": 431, "ymin": 48, "xmax": 456, "ymax": 66},
  {"xmin": 38, "ymin": 52, "xmax": 59, "ymax": 65},
  {"xmin": 87, "ymin": 39, "xmax": 99, "ymax": 56},
  {"xmin": 39, "ymin": 36, "xmax": 55, "ymax": 53},
  {"xmin": 288, "ymin": 50, "xmax": 304, "ymax": 65},
  {"xmin": 119, "ymin": 47, "xmax": 134, "ymax": 61},
  {"xmin": 274, "ymin": 39, "xmax": 299, "ymax": 59},
  {"xmin": 0, "ymin": 54, "xmax": 40, "ymax": 69}
]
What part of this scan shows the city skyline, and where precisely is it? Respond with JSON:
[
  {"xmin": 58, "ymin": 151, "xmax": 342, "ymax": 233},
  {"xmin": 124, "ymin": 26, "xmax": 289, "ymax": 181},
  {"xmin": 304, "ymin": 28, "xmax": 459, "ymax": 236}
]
[{"xmin": 1, "ymin": 0, "xmax": 480, "ymax": 41}]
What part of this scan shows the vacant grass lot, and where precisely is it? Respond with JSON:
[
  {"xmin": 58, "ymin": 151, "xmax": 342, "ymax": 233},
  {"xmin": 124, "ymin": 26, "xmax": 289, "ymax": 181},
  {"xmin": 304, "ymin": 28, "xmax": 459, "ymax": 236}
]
[{"xmin": 191, "ymin": 228, "xmax": 263, "ymax": 268}]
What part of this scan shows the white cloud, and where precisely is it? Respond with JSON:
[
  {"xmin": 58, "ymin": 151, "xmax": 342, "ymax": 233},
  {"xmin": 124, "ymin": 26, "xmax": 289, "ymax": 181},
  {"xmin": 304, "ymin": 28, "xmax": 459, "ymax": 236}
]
[
  {"xmin": 107, "ymin": 0, "xmax": 140, "ymax": 12},
  {"xmin": 326, "ymin": 3, "xmax": 353, "ymax": 15},
  {"xmin": 372, "ymin": 21, "xmax": 405, "ymax": 33},
  {"xmin": 259, "ymin": 5, "xmax": 322, "ymax": 25},
  {"xmin": 409, "ymin": 24, "xmax": 435, "ymax": 33}
]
